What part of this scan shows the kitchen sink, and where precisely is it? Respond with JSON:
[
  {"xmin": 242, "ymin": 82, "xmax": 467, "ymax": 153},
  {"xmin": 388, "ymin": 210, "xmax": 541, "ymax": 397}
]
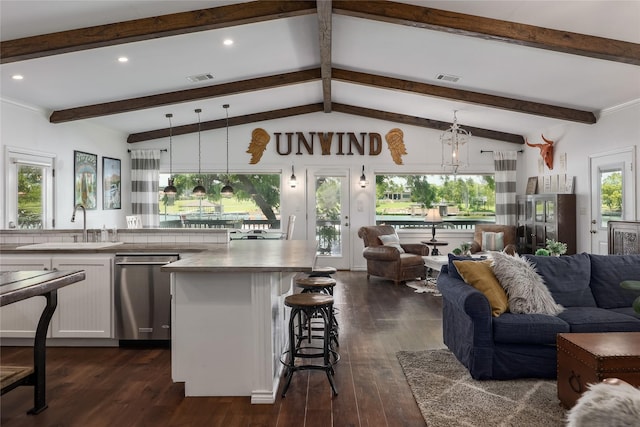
[{"xmin": 17, "ymin": 241, "xmax": 125, "ymax": 250}]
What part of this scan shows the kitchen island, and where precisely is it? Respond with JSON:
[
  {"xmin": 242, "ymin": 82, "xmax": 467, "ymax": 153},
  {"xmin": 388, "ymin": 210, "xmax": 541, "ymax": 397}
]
[{"xmin": 161, "ymin": 239, "xmax": 317, "ymax": 404}]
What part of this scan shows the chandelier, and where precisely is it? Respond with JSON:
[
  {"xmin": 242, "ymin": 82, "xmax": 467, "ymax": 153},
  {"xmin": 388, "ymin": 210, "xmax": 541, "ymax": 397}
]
[{"xmin": 441, "ymin": 111, "xmax": 471, "ymax": 174}]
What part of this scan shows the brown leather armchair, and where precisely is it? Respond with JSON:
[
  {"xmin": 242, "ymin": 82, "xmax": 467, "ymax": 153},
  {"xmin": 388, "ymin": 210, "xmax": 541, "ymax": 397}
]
[
  {"xmin": 358, "ymin": 225, "xmax": 429, "ymax": 285},
  {"xmin": 470, "ymin": 224, "xmax": 517, "ymax": 255}
]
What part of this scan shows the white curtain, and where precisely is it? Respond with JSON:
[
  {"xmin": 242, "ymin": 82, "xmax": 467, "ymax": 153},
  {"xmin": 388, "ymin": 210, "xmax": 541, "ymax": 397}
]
[
  {"xmin": 130, "ymin": 149, "xmax": 161, "ymax": 228},
  {"xmin": 493, "ymin": 151, "xmax": 518, "ymax": 225}
]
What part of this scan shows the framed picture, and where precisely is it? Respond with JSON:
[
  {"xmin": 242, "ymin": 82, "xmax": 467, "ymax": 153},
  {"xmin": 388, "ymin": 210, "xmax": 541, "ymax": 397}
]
[
  {"xmin": 526, "ymin": 176, "xmax": 538, "ymax": 194},
  {"xmin": 74, "ymin": 150, "xmax": 98, "ymax": 209},
  {"xmin": 102, "ymin": 157, "xmax": 121, "ymax": 209}
]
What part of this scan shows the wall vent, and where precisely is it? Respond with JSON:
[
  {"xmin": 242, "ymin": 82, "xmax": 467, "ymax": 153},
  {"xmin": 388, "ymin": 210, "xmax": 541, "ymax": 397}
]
[
  {"xmin": 435, "ymin": 73, "xmax": 460, "ymax": 83},
  {"xmin": 186, "ymin": 73, "xmax": 214, "ymax": 83}
]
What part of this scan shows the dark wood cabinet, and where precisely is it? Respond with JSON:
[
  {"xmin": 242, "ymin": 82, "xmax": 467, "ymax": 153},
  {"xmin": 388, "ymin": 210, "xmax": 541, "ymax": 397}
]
[{"xmin": 516, "ymin": 194, "xmax": 577, "ymax": 255}]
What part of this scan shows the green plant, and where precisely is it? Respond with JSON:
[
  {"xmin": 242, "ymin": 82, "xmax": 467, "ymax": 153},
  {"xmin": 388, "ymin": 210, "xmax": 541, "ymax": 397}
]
[
  {"xmin": 459, "ymin": 242, "xmax": 472, "ymax": 255},
  {"xmin": 535, "ymin": 248, "xmax": 551, "ymax": 256},
  {"xmin": 452, "ymin": 248, "xmax": 462, "ymax": 255},
  {"xmin": 545, "ymin": 239, "xmax": 567, "ymax": 256},
  {"xmin": 620, "ymin": 280, "xmax": 640, "ymax": 314}
]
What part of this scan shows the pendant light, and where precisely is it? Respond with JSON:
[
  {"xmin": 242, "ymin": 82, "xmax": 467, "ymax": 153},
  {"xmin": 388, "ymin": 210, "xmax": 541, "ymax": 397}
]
[
  {"xmin": 220, "ymin": 104, "xmax": 234, "ymax": 198},
  {"xmin": 289, "ymin": 165, "xmax": 297, "ymax": 188},
  {"xmin": 192, "ymin": 108, "xmax": 206, "ymax": 197},
  {"xmin": 441, "ymin": 110, "xmax": 471, "ymax": 174},
  {"xmin": 163, "ymin": 113, "xmax": 177, "ymax": 195},
  {"xmin": 359, "ymin": 165, "xmax": 368, "ymax": 188}
]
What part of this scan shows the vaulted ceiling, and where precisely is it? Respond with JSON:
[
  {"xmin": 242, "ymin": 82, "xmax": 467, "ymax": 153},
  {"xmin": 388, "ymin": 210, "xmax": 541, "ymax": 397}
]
[{"xmin": 1, "ymin": 0, "xmax": 639, "ymax": 147}]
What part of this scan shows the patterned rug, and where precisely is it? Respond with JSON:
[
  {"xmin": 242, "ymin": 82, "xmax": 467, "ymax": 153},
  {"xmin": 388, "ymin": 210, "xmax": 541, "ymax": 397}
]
[
  {"xmin": 406, "ymin": 279, "xmax": 441, "ymax": 296},
  {"xmin": 397, "ymin": 349, "xmax": 566, "ymax": 427}
]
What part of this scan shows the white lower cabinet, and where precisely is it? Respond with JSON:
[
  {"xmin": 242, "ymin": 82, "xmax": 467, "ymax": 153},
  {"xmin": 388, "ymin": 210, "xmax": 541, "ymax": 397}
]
[
  {"xmin": 0, "ymin": 256, "xmax": 52, "ymax": 338},
  {"xmin": 0, "ymin": 254, "xmax": 113, "ymax": 339}
]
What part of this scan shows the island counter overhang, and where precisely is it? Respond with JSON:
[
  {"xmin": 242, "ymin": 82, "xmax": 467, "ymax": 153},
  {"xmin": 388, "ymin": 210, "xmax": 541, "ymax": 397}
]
[{"xmin": 161, "ymin": 239, "xmax": 318, "ymax": 404}]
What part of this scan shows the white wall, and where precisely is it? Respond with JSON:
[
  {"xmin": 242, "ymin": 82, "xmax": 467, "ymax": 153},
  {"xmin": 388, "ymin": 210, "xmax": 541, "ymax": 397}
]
[
  {"xmin": 1, "ymin": 99, "xmax": 130, "ymax": 230},
  {"xmin": 2, "ymin": 97, "xmax": 638, "ymax": 266},
  {"xmin": 519, "ymin": 101, "xmax": 640, "ymax": 253}
]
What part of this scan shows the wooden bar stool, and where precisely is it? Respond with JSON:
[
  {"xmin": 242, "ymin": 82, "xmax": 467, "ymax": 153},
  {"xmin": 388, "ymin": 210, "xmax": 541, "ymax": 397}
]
[
  {"xmin": 280, "ymin": 293, "xmax": 339, "ymax": 397},
  {"xmin": 309, "ymin": 266, "xmax": 337, "ymax": 278},
  {"xmin": 295, "ymin": 276, "xmax": 339, "ymax": 347}
]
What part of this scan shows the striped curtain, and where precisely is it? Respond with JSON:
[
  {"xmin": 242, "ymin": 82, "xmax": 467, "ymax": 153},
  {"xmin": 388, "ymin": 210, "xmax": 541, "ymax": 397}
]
[
  {"xmin": 493, "ymin": 151, "xmax": 518, "ymax": 225},
  {"xmin": 130, "ymin": 149, "xmax": 161, "ymax": 228}
]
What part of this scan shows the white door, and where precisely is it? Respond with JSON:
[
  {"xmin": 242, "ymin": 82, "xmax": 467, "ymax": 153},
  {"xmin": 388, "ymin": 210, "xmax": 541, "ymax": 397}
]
[
  {"xmin": 589, "ymin": 147, "xmax": 636, "ymax": 254},
  {"xmin": 306, "ymin": 169, "xmax": 351, "ymax": 270}
]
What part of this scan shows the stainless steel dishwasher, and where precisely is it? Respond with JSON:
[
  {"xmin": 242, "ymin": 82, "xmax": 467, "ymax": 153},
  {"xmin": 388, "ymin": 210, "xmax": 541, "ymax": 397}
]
[{"xmin": 114, "ymin": 253, "xmax": 178, "ymax": 345}]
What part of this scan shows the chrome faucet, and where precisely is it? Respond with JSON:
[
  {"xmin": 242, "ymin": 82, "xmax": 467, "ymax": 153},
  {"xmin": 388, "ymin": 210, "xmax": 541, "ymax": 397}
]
[{"xmin": 71, "ymin": 204, "xmax": 87, "ymax": 242}]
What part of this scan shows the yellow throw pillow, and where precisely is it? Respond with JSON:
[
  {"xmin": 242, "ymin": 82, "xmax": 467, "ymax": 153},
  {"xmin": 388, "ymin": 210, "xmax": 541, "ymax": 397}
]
[{"xmin": 453, "ymin": 260, "xmax": 509, "ymax": 317}]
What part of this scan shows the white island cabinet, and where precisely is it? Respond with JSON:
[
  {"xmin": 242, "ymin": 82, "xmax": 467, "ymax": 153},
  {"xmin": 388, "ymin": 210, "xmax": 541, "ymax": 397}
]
[
  {"xmin": 0, "ymin": 254, "xmax": 112, "ymax": 339},
  {"xmin": 162, "ymin": 240, "xmax": 317, "ymax": 404}
]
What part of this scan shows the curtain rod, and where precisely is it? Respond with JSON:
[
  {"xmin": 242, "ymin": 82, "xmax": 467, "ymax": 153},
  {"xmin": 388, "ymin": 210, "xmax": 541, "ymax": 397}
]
[
  {"xmin": 480, "ymin": 149, "xmax": 523, "ymax": 153},
  {"xmin": 127, "ymin": 149, "xmax": 168, "ymax": 153}
]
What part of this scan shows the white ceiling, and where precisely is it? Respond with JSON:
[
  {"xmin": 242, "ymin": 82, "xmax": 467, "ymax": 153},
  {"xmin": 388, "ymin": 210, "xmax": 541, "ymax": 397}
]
[{"xmin": 1, "ymin": 0, "xmax": 639, "ymax": 142}]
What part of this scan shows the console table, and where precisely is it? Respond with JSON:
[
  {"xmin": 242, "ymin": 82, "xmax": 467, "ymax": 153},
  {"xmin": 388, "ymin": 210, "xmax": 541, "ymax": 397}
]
[{"xmin": 0, "ymin": 269, "xmax": 86, "ymax": 414}]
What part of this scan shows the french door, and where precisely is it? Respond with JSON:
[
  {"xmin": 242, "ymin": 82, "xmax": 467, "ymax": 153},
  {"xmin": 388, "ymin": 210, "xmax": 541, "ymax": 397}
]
[
  {"xmin": 589, "ymin": 147, "xmax": 636, "ymax": 254},
  {"xmin": 306, "ymin": 168, "xmax": 351, "ymax": 270}
]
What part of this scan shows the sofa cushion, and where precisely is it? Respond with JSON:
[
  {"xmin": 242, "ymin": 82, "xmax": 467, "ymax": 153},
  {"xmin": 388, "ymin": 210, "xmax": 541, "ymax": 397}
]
[
  {"xmin": 557, "ymin": 307, "xmax": 640, "ymax": 333},
  {"xmin": 493, "ymin": 312, "xmax": 570, "ymax": 345},
  {"xmin": 523, "ymin": 253, "xmax": 596, "ymax": 307},
  {"xmin": 482, "ymin": 231, "xmax": 504, "ymax": 251},
  {"xmin": 490, "ymin": 251, "xmax": 564, "ymax": 316},
  {"xmin": 378, "ymin": 233, "xmax": 404, "ymax": 253},
  {"xmin": 609, "ymin": 307, "xmax": 640, "ymax": 319},
  {"xmin": 453, "ymin": 259, "xmax": 508, "ymax": 317},
  {"xmin": 589, "ymin": 254, "xmax": 640, "ymax": 309},
  {"xmin": 447, "ymin": 253, "xmax": 486, "ymax": 280}
]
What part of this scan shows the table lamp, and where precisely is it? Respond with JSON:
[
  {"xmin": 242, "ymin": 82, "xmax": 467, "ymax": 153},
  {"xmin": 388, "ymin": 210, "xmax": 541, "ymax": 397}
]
[{"xmin": 425, "ymin": 208, "xmax": 442, "ymax": 242}]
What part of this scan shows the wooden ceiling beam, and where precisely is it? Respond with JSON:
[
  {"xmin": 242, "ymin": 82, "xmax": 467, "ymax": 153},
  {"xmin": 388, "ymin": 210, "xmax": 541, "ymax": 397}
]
[
  {"xmin": 127, "ymin": 103, "xmax": 324, "ymax": 143},
  {"xmin": 50, "ymin": 69, "xmax": 322, "ymax": 123},
  {"xmin": 1, "ymin": 1, "xmax": 317, "ymax": 64},
  {"xmin": 332, "ymin": 103, "xmax": 524, "ymax": 144},
  {"xmin": 333, "ymin": 1, "xmax": 640, "ymax": 66},
  {"xmin": 317, "ymin": 0, "xmax": 333, "ymax": 113},
  {"xmin": 333, "ymin": 68, "xmax": 596, "ymax": 124},
  {"xmin": 129, "ymin": 101, "xmax": 522, "ymax": 145}
]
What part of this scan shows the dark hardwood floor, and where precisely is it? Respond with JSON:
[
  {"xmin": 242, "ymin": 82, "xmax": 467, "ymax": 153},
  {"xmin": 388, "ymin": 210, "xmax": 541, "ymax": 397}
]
[{"xmin": 1, "ymin": 271, "xmax": 444, "ymax": 427}]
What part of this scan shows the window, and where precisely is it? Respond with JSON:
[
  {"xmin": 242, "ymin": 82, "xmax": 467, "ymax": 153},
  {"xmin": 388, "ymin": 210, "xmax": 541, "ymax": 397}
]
[
  {"xmin": 5, "ymin": 147, "xmax": 55, "ymax": 229},
  {"xmin": 158, "ymin": 173, "xmax": 281, "ymax": 229},
  {"xmin": 375, "ymin": 174, "xmax": 496, "ymax": 229}
]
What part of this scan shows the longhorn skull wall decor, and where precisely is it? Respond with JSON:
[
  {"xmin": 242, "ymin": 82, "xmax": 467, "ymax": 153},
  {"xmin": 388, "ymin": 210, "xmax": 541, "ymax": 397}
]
[{"xmin": 526, "ymin": 134, "xmax": 555, "ymax": 170}]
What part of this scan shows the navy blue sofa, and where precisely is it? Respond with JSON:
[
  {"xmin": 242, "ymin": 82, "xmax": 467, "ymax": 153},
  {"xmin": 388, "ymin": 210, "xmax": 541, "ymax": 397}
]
[{"xmin": 437, "ymin": 253, "xmax": 640, "ymax": 380}]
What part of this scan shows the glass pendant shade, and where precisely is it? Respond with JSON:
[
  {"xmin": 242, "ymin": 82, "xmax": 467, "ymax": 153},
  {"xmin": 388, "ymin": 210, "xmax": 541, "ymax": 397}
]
[
  {"xmin": 164, "ymin": 177, "xmax": 177, "ymax": 195},
  {"xmin": 221, "ymin": 183, "xmax": 234, "ymax": 198},
  {"xmin": 290, "ymin": 165, "xmax": 297, "ymax": 188},
  {"xmin": 359, "ymin": 165, "xmax": 367, "ymax": 188}
]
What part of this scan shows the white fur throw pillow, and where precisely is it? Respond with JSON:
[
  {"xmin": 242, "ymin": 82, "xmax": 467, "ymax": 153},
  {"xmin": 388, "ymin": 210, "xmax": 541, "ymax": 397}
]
[
  {"xmin": 490, "ymin": 251, "xmax": 564, "ymax": 315},
  {"xmin": 566, "ymin": 380, "xmax": 640, "ymax": 427},
  {"xmin": 378, "ymin": 233, "xmax": 405, "ymax": 253}
]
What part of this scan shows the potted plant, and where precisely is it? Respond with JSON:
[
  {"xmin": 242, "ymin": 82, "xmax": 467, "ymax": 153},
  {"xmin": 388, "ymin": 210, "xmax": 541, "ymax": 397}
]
[
  {"xmin": 545, "ymin": 239, "xmax": 567, "ymax": 256},
  {"xmin": 535, "ymin": 248, "xmax": 551, "ymax": 256},
  {"xmin": 620, "ymin": 280, "xmax": 640, "ymax": 314}
]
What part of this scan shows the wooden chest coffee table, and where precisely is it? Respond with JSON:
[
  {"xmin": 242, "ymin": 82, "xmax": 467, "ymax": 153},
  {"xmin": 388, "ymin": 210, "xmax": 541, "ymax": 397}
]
[{"xmin": 557, "ymin": 332, "xmax": 640, "ymax": 409}]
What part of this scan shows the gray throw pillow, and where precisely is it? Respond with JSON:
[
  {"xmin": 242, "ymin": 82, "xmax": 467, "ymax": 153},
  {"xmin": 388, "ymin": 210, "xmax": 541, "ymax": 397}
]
[{"xmin": 490, "ymin": 251, "xmax": 564, "ymax": 316}]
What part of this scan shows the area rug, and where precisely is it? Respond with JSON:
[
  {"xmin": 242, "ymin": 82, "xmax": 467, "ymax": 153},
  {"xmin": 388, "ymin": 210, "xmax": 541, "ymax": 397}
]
[
  {"xmin": 397, "ymin": 349, "xmax": 566, "ymax": 427},
  {"xmin": 406, "ymin": 279, "xmax": 441, "ymax": 296}
]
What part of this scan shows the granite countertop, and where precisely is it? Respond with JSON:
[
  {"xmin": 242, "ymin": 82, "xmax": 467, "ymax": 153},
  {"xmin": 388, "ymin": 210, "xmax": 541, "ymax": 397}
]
[
  {"xmin": 162, "ymin": 240, "xmax": 318, "ymax": 273},
  {"xmin": 0, "ymin": 270, "xmax": 86, "ymax": 306}
]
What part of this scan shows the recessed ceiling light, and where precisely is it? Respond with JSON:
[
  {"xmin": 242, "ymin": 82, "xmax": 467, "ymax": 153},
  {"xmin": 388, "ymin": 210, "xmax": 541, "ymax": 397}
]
[
  {"xmin": 12, "ymin": 74, "xmax": 24, "ymax": 80},
  {"xmin": 118, "ymin": 56, "xmax": 129, "ymax": 63},
  {"xmin": 223, "ymin": 39, "xmax": 234, "ymax": 46}
]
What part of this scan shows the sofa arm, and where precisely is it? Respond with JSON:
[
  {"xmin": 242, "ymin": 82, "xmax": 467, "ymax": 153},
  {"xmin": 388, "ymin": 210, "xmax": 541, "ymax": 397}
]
[
  {"xmin": 402, "ymin": 243, "xmax": 430, "ymax": 256},
  {"xmin": 437, "ymin": 269, "xmax": 493, "ymax": 321},
  {"xmin": 362, "ymin": 246, "xmax": 400, "ymax": 261}
]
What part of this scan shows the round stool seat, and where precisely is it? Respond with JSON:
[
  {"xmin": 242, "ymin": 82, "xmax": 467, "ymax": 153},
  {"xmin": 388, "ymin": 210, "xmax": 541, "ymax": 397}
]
[
  {"xmin": 285, "ymin": 292, "xmax": 333, "ymax": 308},
  {"xmin": 295, "ymin": 276, "xmax": 336, "ymax": 292},
  {"xmin": 309, "ymin": 266, "xmax": 337, "ymax": 277}
]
